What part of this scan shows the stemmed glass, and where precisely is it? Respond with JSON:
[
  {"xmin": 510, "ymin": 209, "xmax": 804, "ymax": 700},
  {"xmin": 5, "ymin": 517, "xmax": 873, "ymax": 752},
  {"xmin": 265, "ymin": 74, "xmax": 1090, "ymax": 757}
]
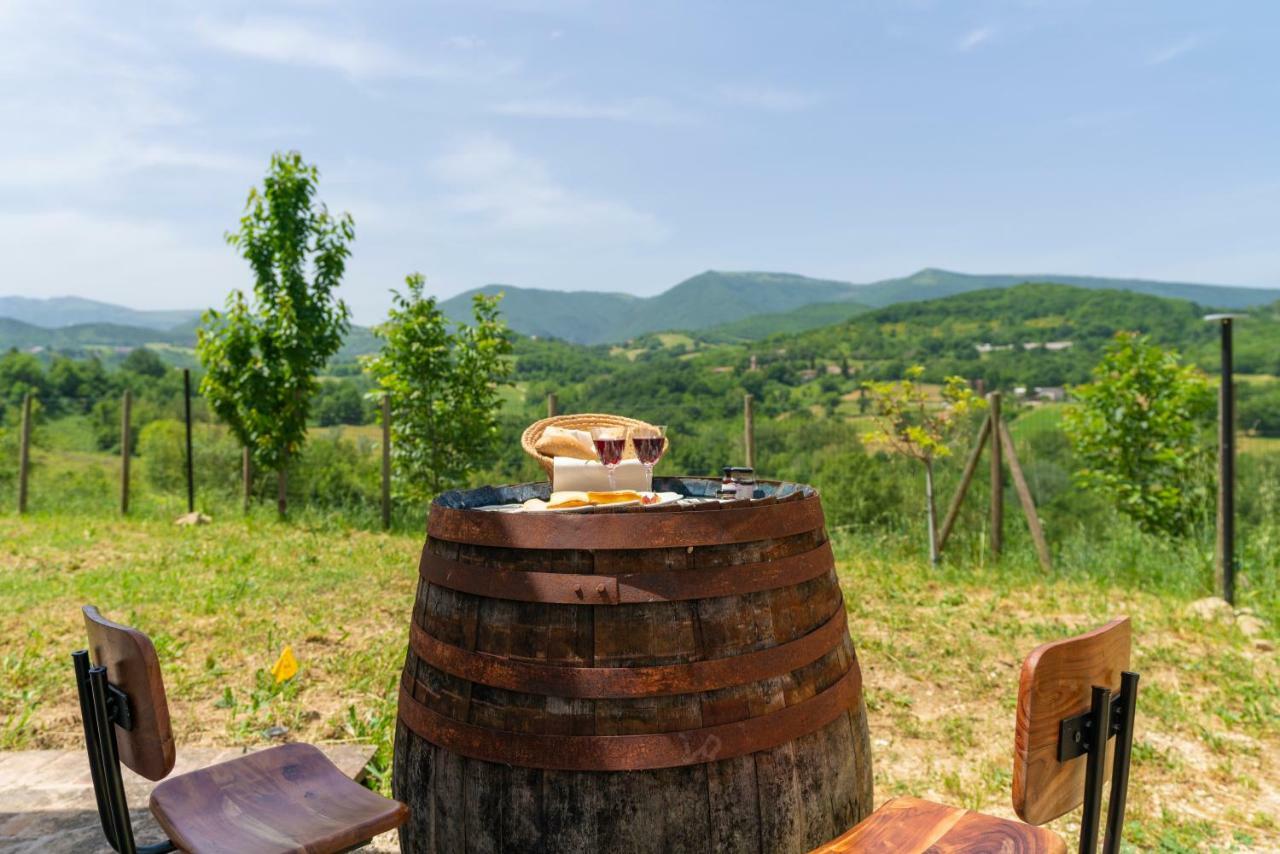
[
  {"xmin": 630, "ymin": 425, "xmax": 667, "ymax": 486},
  {"xmin": 590, "ymin": 426, "xmax": 627, "ymax": 491}
]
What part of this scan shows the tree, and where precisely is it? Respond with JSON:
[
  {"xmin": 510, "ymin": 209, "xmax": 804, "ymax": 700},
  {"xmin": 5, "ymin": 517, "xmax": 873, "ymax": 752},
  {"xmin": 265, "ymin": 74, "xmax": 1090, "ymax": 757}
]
[
  {"xmin": 197, "ymin": 151, "xmax": 353, "ymax": 514},
  {"xmin": 363, "ymin": 274, "xmax": 513, "ymax": 501},
  {"xmin": 1062, "ymin": 332, "xmax": 1215, "ymax": 536},
  {"xmin": 864, "ymin": 367, "xmax": 985, "ymax": 566}
]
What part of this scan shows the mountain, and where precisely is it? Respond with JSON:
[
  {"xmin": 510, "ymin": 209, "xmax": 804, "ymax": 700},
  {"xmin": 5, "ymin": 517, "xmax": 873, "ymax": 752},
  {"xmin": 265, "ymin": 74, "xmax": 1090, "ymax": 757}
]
[
  {"xmin": 852, "ymin": 268, "xmax": 1280, "ymax": 310},
  {"xmin": 0, "ymin": 296, "xmax": 200, "ymax": 330},
  {"xmin": 6, "ymin": 266, "xmax": 1278, "ymax": 349},
  {"xmin": 439, "ymin": 268, "xmax": 1279, "ymax": 344},
  {"xmin": 695, "ymin": 300, "xmax": 871, "ymax": 342},
  {"xmin": 0, "ymin": 317, "xmax": 186, "ymax": 350},
  {"xmin": 440, "ymin": 271, "xmax": 862, "ymax": 344}
]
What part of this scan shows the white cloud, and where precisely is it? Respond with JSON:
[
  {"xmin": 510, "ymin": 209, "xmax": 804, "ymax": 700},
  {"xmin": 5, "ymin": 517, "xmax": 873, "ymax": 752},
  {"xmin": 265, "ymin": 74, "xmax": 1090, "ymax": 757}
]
[
  {"xmin": 195, "ymin": 16, "xmax": 433, "ymax": 79},
  {"xmin": 489, "ymin": 96, "xmax": 688, "ymax": 124},
  {"xmin": 1147, "ymin": 36, "xmax": 1200, "ymax": 66},
  {"xmin": 428, "ymin": 135, "xmax": 664, "ymax": 239},
  {"xmin": 956, "ymin": 26, "xmax": 994, "ymax": 52},
  {"xmin": 719, "ymin": 85, "xmax": 821, "ymax": 112}
]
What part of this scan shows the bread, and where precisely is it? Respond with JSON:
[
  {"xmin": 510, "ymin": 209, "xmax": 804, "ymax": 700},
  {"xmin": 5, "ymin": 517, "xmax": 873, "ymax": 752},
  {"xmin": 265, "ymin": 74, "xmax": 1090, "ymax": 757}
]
[{"xmin": 534, "ymin": 426, "xmax": 596, "ymax": 460}]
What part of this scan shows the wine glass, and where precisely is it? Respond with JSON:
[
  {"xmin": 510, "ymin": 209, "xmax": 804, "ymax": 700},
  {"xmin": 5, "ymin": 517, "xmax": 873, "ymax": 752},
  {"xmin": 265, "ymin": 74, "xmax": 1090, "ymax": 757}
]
[
  {"xmin": 630, "ymin": 425, "xmax": 667, "ymax": 486},
  {"xmin": 590, "ymin": 426, "xmax": 627, "ymax": 491}
]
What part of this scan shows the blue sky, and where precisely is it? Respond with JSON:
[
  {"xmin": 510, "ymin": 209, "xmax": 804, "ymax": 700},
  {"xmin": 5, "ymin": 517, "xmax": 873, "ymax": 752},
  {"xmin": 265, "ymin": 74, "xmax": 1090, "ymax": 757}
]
[{"xmin": 2, "ymin": 1, "xmax": 1277, "ymax": 323}]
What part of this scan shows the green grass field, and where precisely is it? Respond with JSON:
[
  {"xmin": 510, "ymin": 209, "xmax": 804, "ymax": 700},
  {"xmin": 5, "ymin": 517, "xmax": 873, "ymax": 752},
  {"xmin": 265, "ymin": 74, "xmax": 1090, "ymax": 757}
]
[{"xmin": 2, "ymin": 510, "xmax": 1275, "ymax": 851}]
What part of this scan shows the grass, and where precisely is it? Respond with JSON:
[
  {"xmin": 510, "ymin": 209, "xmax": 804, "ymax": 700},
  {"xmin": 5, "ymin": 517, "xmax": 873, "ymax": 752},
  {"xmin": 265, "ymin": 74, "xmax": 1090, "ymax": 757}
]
[{"xmin": 1, "ymin": 509, "xmax": 1276, "ymax": 850}]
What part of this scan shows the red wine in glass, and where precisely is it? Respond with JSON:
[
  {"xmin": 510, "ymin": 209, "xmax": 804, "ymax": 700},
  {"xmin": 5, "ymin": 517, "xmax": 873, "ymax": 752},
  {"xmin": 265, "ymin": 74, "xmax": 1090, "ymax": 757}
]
[
  {"xmin": 593, "ymin": 437, "xmax": 626, "ymax": 466},
  {"xmin": 632, "ymin": 437, "xmax": 664, "ymax": 465}
]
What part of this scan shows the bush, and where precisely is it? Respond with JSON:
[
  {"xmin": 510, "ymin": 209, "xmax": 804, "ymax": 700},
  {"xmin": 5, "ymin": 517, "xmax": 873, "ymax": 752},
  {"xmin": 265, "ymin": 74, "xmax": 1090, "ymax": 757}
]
[{"xmin": 138, "ymin": 419, "xmax": 243, "ymax": 496}]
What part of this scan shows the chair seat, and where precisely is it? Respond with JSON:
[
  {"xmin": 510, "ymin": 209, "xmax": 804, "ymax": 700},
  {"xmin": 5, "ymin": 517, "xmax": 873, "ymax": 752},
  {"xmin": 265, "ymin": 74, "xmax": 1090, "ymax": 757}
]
[
  {"xmin": 149, "ymin": 742, "xmax": 407, "ymax": 854},
  {"xmin": 813, "ymin": 796, "xmax": 1066, "ymax": 853}
]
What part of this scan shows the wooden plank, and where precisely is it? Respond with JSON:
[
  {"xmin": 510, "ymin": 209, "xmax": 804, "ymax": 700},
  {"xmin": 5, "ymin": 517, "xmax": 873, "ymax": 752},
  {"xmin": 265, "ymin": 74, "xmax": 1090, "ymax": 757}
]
[
  {"xmin": 462, "ymin": 757, "xmax": 502, "ymax": 854},
  {"xmin": 1012, "ymin": 618, "xmax": 1130, "ymax": 825},
  {"xmin": 813, "ymin": 796, "xmax": 964, "ymax": 851},
  {"xmin": 81, "ymin": 606, "xmax": 175, "ymax": 781},
  {"xmin": 999, "ymin": 421, "xmax": 1052, "ymax": 572},
  {"xmin": 988, "ymin": 392, "xmax": 1003, "ymax": 558},
  {"xmin": 937, "ymin": 413, "xmax": 990, "ymax": 552}
]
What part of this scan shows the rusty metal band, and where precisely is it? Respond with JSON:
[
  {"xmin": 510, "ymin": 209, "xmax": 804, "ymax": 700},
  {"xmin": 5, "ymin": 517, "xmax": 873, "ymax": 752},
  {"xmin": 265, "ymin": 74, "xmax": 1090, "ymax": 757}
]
[
  {"xmin": 419, "ymin": 540, "xmax": 835, "ymax": 605},
  {"xmin": 427, "ymin": 494, "xmax": 825, "ymax": 550},
  {"xmin": 409, "ymin": 605, "xmax": 848, "ymax": 699},
  {"xmin": 397, "ymin": 659, "xmax": 861, "ymax": 771}
]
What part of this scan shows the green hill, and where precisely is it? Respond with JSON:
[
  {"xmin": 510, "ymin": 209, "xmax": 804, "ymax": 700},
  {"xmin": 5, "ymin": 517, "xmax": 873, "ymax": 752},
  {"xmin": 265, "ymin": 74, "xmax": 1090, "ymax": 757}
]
[
  {"xmin": 440, "ymin": 271, "xmax": 861, "ymax": 344},
  {"xmin": 439, "ymin": 268, "xmax": 1279, "ymax": 344},
  {"xmin": 854, "ymin": 268, "xmax": 1280, "ymax": 310},
  {"xmin": 771, "ymin": 283, "xmax": 1280, "ymax": 387},
  {"xmin": 0, "ymin": 317, "xmax": 184, "ymax": 350},
  {"xmin": 695, "ymin": 300, "xmax": 871, "ymax": 342}
]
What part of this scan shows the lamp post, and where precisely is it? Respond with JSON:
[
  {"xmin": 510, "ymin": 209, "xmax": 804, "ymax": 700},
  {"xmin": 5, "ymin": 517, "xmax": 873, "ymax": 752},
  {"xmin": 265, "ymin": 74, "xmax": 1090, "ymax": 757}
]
[{"xmin": 1205, "ymin": 314, "xmax": 1240, "ymax": 605}]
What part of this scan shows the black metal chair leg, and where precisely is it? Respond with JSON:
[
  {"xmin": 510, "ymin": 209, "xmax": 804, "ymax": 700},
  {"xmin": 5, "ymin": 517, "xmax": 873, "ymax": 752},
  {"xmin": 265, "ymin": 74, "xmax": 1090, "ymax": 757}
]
[
  {"xmin": 89, "ymin": 665, "xmax": 138, "ymax": 854},
  {"xmin": 74, "ymin": 652, "xmax": 122, "ymax": 851},
  {"xmin": 1102, "ymin": 672, "xmax": 1140, "ymax": 854},
  {"xmin": 1078, "ymin": 685, "xmax": 1112, "ymax": 854}
]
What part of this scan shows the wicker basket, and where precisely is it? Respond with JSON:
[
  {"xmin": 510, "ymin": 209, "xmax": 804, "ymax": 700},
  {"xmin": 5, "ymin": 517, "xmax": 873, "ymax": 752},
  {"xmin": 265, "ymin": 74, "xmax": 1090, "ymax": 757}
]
[{"xmin": 521, "ymin": 414, "xmax": 666, "ymax": 479}]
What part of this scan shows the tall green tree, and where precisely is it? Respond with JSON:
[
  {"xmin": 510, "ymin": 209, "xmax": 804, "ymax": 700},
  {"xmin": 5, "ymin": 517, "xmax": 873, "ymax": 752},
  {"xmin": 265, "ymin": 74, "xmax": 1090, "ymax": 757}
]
[
  {"xmin": 197, "ymin": 151, "xmax": 353, "ymax": 514},
  {"xmin": 364, "ymin": 274, "xmax": 513, "ymax": 501},
  {"xmin": 1062, "ymin": 332, "xmax": 1215, "ymax": 536},
  {"xmin": 864, "ymin": 367, "xmax": 984, "ymax": 566}
]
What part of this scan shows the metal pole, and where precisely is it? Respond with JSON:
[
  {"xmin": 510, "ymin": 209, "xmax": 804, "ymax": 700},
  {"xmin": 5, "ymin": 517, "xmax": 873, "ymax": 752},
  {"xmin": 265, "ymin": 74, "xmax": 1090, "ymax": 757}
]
[
  {"xmin": 182, "ymin": 369, "xmax": 194, "ymax": 513},
  {"xmin": 1078, "ymin": 685, "xmax": 1113, "ymax": 854},
  {"xmin": 381, "ymin": 394, "xmax": 392, "ymax": 531},
  {"xmin": 744, "ymin": 393, "xmax": 755, "ymax": 469},
  {"xmin": 120, "ymin": 390, "xmax": 132, "ymax": 514},
  {"xmin": 547, "ymin": 392, "xmax": 558, "ymax": 418},
  {"xmin": 1219, "ymin": 318, "xmax": 1236, "ymax": 605},
  {"xmin": 988, "ymin": 391, "xmax": 1003, "ymax": 559},
  {"xmin": 17, "ymin": 392, "xmax": 32, "ymax": 514}
]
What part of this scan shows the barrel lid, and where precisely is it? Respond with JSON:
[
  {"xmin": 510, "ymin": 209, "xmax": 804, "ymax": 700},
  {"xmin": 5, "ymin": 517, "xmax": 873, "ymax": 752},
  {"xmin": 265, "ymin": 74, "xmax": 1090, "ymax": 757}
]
[{"xmin": 427, "ymin": 477, "xmax": 823, "ymax": 549}]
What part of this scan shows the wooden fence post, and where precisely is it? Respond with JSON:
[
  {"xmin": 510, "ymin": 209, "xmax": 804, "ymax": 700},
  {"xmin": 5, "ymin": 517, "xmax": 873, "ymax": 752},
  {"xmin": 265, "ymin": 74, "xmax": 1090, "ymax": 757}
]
[
  {"xmin": 183, "ymin": 368, "xmax": 194, "ymax": 513},
  {"xmin": 120, "ymin": 390, "xmax": 132, "ymax": 514},
  {"xmin": 17, "ymin": 393, "xmax": 32, "ymax": 514},
  {"xmin": 547, "ymin": 392, "xmax": 558, "ymax": 418},
  {"xmin": 242, "ymin": 448, "xmax": 251, "ymax": 512},
  {"xmin": 744, "ymin": 394, "xmax": 755, "ymax": 468},
  {"xmin": 937, "ymin": 413, "xmax": 991, "ymax": 553},
  {"xmin": 988, "ymin": 391, "xmax": 1003, "ymax": 559},
  {"xmin": 381, "ymin": 394, "xmax": 392, "ymax": 531},
  {"xmin": 999, "ymin": 421, "xmax": 1052, "ymax": 572}
]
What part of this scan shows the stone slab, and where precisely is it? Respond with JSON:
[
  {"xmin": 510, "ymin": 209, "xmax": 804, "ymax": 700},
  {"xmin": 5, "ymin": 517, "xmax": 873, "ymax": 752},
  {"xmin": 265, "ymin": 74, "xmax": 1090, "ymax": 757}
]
[{"xmin": 0, "ymin": 744, "xmax": 398, "ymax": 853}]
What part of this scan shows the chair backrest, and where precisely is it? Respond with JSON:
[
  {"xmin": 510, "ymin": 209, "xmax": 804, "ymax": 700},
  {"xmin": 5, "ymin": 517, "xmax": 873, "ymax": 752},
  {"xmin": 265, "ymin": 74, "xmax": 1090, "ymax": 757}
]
[
  {"xmin": 82, "ymin": 605, "xmax": 176, "ymax": 781},
  {"xmin": 1012, "ymin": 617, "xmax": 1131, "ymax": 825}
]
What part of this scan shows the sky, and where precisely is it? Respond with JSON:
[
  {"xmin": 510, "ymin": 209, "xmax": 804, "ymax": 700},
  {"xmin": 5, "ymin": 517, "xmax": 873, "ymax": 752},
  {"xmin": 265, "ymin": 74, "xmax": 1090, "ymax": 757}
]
[{"xmin": 1, "ymin": 0, "xmax": 1278, "ymax": 323}]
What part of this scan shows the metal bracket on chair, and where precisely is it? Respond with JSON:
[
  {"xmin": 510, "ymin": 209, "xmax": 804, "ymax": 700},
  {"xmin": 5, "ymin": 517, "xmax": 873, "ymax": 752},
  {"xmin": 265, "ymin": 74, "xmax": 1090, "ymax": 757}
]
[
  {"xmin": 1057, "ymin": 693, "xmax": 1125, "ymax": 761},
  {"xmin": 105, "ymin": 682, "xmax": 134, "ymax": 731}
]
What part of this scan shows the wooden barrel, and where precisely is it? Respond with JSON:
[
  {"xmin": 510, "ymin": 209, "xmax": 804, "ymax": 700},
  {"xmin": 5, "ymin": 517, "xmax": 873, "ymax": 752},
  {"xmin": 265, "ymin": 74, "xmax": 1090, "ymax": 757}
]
[{"xmin": 393, "ymin": 477, "xmax": 873, "ymax": 853}]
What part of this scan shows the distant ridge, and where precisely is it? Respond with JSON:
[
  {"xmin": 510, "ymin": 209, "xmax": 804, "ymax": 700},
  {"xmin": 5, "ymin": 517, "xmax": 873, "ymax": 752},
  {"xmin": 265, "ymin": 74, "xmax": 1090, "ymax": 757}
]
[
  {"xmin": 5, "ymin": 267, "xmax": 1278, "ymax": 348},
  {"xmin": 440, "ymin": 268, "xmax": 1280, "ymax": 343},
  {"xmin": 0, "ymin": 296, "xmax": 200, "ymax": 330}
]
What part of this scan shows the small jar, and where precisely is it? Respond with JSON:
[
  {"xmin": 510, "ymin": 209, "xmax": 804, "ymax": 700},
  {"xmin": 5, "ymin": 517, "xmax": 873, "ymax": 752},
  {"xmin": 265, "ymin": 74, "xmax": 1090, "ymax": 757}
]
[
  {"xmin": 717, "ymin": 468, "xmax": 738, "ymax": 500},
  {"xmin": 727, "ymin": 467, "xmax": 756, "ymax": 500}
]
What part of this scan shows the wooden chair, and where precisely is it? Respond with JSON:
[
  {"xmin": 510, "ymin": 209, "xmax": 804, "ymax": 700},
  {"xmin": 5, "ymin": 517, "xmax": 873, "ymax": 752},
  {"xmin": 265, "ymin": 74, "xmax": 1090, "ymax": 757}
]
[
  {"xmin": 814, "ymin": 618, "xmax": 1139, "ymax": 854},
  {"xmin": 73, "ymin": 605, "xmax": 408, "ymax": 854}
]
